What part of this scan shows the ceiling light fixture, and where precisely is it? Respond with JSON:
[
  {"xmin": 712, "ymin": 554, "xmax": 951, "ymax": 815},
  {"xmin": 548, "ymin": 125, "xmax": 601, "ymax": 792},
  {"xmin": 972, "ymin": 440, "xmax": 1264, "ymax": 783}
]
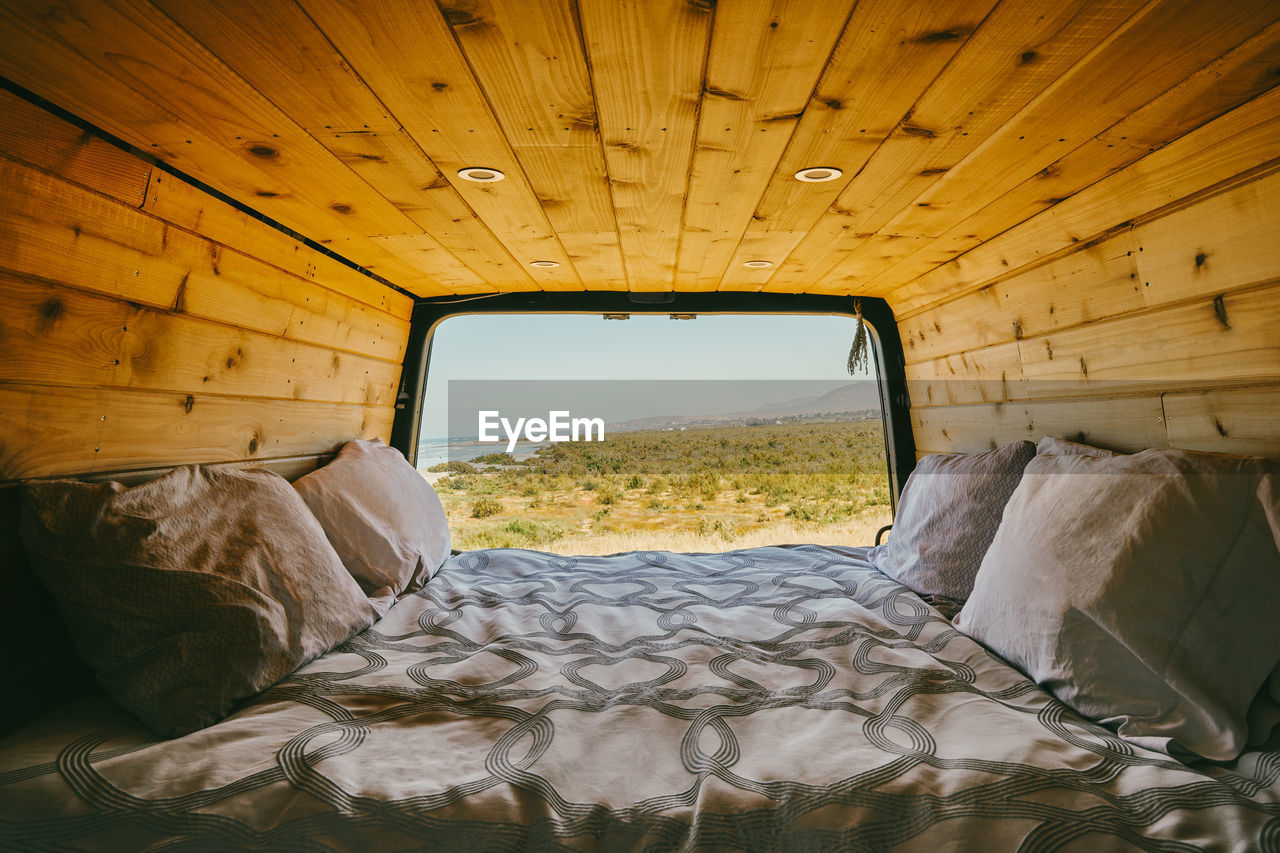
[
  {"xmin": 529, "ymin": 260, "xmax": 560, "ymax": 268},
  {"xmin": 794, "ymin": 166, "xmax": 842, "ymax": 182},
  {"xmin": 457, "ymin": 166, "xmax": 505, "ymax": 182},
  {"xmin": 742, "ymin": 260, "xmax": 774, "ymax": 268}
]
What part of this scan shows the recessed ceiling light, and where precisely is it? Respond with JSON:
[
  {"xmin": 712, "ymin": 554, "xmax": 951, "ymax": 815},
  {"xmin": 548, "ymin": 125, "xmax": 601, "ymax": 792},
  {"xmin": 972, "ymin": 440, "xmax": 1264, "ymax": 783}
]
[
  {"xmin": 529, "ymin": 260, "xmax": 560, "ymax": 268},
  {"xmin": 743, "ymin": 260, "xmax": 774, "ymax": 268},
  {"xmin": 794, "ymin": 166, "xmax": 842, "ymax": 182},
  {"xmin": 457, "ymin": 166, "xmax": 505, "ymax": 182}
]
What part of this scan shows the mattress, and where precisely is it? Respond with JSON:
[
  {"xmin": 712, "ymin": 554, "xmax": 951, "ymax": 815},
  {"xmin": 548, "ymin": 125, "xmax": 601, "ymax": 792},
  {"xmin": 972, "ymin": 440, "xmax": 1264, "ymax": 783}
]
[{"xmin": 1, "ymin": 545, "xmax": 1278, "ymax": 850}]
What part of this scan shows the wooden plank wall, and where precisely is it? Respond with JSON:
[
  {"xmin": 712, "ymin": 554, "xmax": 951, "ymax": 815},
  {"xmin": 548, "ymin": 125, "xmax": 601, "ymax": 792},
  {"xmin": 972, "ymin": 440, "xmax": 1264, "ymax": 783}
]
[
  {"xmin": 898, "ymin": 89, "xmax": 1280, "ymax": 459},
  {"xmin": 0, "ymin": 91, "xmax": 415, "ymax": 481}
]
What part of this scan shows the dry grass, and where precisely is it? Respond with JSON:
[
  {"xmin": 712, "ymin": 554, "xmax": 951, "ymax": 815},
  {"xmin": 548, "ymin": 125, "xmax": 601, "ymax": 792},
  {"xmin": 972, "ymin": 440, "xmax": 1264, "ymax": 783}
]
[
  {"xmin": 427, "ymin": 419, "xmax": 893, "ymax": 555},
  {"xmin": 539, "ymin": 510, "xmax": 890, "ymax": 556}
]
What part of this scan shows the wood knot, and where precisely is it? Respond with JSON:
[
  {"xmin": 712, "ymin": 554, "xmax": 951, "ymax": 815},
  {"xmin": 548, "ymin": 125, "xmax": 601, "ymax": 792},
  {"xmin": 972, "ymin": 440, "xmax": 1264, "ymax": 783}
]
[
  {"xmin": 1012, "ymin": 319, "xmax": 1023, "ymax": 339},
  {"xmin": 442, "ymin": 7, "xmax": 480, "ymax": 26},
  {"xmin": 915, "ymin": 28, "xmax": 964, "ymax": 43},
  {"xmin": 900, "ymin": 124, "xmax": 936, "ymax": 139},
  {"xmin": 1019, "ymin": 50, "xmax": 1038, "ymax": 64},
  {"xmin": 1195, "ymin": 252, "xmax": 1207, "ymax": 268},
  {"xmin": 1214, "ymin": 417, "xmax": 1229, "ymax": 437},
  {"xmin": 330, "ymin": 203, "xmax": 353, "ymax": 214},
  {"xmin": 248, "ymin": 144, "xmax": 278, "ymax": 158},
  {"xmin": 1212, "ymin": 294, "xmax": 1230, "ymax": 329},
  {"xmin": 38, "ymin": 298, "xmax": 63, "ymax": 323},
  {"xmin": 704, "ymin": 86, "xmax": 745, "ymax": 101},
  {"xmin": 255, "ymin": 190, "xmax": 279, "ymax": 198},
  {"xmin": 183, "ymin": 394, "xmax": 195, "ymax": 413},
  {"xmin": 431, "ymin": 81, "xmax": 448, "ymax": 91},
  {"xmin": 248, "ymin": 435, "xmax": 260, "ymax": 454}
]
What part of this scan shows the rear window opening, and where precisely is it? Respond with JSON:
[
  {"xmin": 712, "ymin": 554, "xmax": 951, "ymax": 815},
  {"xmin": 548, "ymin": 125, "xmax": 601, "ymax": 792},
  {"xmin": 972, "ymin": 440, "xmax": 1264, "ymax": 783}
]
[{"xmin": 417, "ymin": 312, "xmax": 892, "ymax": 555}]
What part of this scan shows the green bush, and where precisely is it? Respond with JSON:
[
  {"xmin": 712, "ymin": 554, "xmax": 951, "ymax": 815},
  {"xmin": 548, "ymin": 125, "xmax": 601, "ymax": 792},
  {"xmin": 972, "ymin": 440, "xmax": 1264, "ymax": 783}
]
[
  {"xmin": 471, "ymin": 452, "xmax": 520, "ymax": 466},
  {"xmin": 460, "ymin": 519, "xmax": 565, "ymax": 550},
  {"xmin": 427, "ymin": 460, "xmax": 477, "ymax": 474},
  {"xmin": 470, "ymin": 497, "xmax": 503, "ymax": 518}
]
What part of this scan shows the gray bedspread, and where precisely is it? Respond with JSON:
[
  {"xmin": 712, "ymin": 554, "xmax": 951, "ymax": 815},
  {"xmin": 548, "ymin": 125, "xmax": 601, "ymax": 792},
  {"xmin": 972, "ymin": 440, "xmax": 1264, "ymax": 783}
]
[{"xmin": 2, "ymin": 545, "xmax": 1278, "ymax": 850}]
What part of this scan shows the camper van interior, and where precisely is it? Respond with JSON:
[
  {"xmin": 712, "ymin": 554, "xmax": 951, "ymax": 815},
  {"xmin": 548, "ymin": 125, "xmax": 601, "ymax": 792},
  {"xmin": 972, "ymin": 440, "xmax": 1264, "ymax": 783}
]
[{"xmin": 2, "ymin": 0, "xmax": 1280, "ymax": 848}]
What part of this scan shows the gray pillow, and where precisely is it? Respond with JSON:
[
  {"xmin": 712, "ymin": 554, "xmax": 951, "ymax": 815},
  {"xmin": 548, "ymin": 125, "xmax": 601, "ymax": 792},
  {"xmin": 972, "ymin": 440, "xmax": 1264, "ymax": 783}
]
[
  {"xmin": 293, "ymin": 439, "xmax": 451, "ymax": 614},
  {"xmin": 955, "ymin": 449, "xmax": 1280, "ymax": 761},
  {"xmin": 20, "ymin": 466, "xmax": 375, "ymax": 738},
  {"xmin": 869, "ymin": 441, "xmax": 1035, "ymax": 599},
  {"xmin": 1035, "ymin": 435, "xmax": 1121, "ymax": 457}
]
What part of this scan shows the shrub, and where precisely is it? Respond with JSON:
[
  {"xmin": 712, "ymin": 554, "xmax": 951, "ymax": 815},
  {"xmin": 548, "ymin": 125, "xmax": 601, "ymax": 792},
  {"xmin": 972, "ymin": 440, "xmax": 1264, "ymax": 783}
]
[
  {"xmin": 625, "ymin": 474, "xmax": 645, "ymax": 490},
  {"xmin": 472, "ymin": 452, "xmax": 520, "ymax": 466},
  {"xmin": 470, "ymin": 497, "xmax": 503, "ymax": 518},
  {"xmin": 427, "ymin": 460, "xmax": 477, "ymax": 474},
  {"xmin": 437, "ymin": 474, "xmax": 475, "ymax": 491},
  {"xmin": 461, "ymin": 519, "xmax": 565, "ymax": 550}
]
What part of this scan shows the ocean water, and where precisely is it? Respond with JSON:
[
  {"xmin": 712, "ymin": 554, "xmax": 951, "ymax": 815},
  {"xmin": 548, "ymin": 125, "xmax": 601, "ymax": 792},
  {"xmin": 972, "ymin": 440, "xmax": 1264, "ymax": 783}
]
[{"xmin": 417, "ymin": 438, "xmax": 549, "ymax": 470}]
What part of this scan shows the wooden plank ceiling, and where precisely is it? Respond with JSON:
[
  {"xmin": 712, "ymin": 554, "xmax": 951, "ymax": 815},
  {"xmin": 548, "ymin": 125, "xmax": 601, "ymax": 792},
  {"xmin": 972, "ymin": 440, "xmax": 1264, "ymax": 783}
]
[{"xmin": 0, "ymin": 0, "xmax": 1277, "ymax": 300}]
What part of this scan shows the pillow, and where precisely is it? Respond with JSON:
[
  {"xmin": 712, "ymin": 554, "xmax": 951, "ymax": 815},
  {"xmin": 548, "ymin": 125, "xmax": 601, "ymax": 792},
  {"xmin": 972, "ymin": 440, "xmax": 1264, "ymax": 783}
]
[
  {"xmin": 1035, "ymin": 435, "xmax": 1121, "ymax": 457},
  {"xmin": 869, "ymin": 441, "xmax": 1035, "ymax": 599},
  {"xmin": 20, "ymin": 466, "xmax": 375, "ymax": 738},
  {"xmin": 955, "ymin": 449, "xmax": 1280, "ymax": 761},
  {"xmin": 293, "ymin": 439, "xmax": 450, "ymax": 613}
]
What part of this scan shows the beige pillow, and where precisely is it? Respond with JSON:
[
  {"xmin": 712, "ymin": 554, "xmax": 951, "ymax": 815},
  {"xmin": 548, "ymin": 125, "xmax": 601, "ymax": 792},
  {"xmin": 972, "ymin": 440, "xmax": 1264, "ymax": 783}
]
[
  {"xmin": 956, "ymin": 449, "xmax": 1280, "ymax": 760},
  {"xmin": 293, "ymin": 440, "xmax": 450, "ymax": 613},
  {"xmin": 20, "ymin": 466, "xmax": 375, "ymax": 738}
]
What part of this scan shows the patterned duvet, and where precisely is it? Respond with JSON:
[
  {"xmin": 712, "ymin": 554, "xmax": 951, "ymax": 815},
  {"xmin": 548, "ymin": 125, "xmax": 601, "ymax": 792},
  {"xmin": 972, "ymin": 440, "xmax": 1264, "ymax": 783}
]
[{"xmin": 1, "ymin": 545, "xmax": 1278, "ymax": 850}]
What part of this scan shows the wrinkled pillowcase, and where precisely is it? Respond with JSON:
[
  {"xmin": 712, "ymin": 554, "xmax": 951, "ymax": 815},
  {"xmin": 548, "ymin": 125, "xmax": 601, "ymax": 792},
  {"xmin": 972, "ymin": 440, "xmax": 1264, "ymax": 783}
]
[
  {"xmin": 955, "ymin": 449, "xmax": 1280, "ymax": 761},
  {"xmin": 20, "ymin": 466, "xmax": 375, "ymax": 738},
  {"xmin": 293, "ymin": 439, "xmax": 450, "ymax": 614},
  {"xmin": 1035, "ymin": 435, "xmax": 1122, "ymax": 457},
  {"xmin": 869, "ymin": 441, "xmax": 1035, "ymax": 600}
]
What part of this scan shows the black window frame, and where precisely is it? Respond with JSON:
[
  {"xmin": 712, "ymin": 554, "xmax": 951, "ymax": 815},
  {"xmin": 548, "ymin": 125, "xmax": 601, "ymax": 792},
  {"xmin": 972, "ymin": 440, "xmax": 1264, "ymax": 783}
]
[{"xmin": 389, "ymin": 292, "xmax": 915, "ymax": 513}]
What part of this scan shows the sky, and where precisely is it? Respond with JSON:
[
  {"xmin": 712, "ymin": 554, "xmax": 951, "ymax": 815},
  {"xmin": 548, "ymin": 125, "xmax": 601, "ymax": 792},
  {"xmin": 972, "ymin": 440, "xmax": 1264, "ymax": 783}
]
[{"xmin": 420, "ymin": 312, "xmax": 875, "ymax": 443}]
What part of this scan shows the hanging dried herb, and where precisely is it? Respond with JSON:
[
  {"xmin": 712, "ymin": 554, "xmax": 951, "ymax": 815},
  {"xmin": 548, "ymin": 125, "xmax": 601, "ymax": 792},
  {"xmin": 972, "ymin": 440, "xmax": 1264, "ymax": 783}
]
[{"xmin": 847, "ymin": 299, "xmax": 869, "ymax": 375}]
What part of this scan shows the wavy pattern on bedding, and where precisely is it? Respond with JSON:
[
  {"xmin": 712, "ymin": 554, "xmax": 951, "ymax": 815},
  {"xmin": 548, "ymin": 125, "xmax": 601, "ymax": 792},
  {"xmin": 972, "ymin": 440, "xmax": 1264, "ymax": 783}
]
[{"xmin": 1, "ymin": 545, "xmax": 1278, "ymax": 850}]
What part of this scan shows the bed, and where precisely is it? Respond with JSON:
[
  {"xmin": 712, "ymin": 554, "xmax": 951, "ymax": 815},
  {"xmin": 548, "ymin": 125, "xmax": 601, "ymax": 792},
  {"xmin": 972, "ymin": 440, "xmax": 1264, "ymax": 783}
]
[
  {"xmin": 3, "ymin": 438, "xmax": 1279, "ymax": 851},
  {"xmin": 2, "ymin": 543, "xmax": 1279, "ymax": 850}
]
